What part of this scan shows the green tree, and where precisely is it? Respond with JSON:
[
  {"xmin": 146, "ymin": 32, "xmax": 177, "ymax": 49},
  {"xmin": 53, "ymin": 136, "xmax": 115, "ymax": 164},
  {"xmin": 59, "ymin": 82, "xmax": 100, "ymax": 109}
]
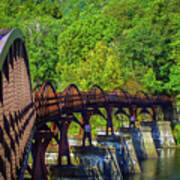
[
  {"xmin": 57, "ymin": 9, "xmax": 120, "ymax": 64},
  {"xmin": 57, "ymin": 41, "xmax": 124, "ymax": 91}
]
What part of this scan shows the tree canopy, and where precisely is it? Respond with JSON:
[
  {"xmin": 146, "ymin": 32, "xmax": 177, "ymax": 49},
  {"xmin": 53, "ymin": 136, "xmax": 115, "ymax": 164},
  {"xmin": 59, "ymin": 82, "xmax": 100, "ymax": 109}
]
[{"xmin": 0, "ymin": 0, "xmax": 179, "ymax": 98}]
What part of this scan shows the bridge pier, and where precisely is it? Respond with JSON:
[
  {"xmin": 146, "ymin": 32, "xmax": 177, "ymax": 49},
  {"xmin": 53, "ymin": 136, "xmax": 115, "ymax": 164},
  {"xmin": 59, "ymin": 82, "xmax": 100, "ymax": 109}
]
[
  {"xmin": 130, "ymin": 127, "xmax": 158, "ymax": 159},
  {"xmin": 97, "ymin": 134, "xmax": 141, "ymax": 174},
  {"xmin": 141, "ymin": 121, "xmax": 176, "ymax": 148},
  {"xmin": 106, "ymin": 107, "xmax": 114, "ymax": 136},
  {"xmin": 57, "ymin": 120, "xmax": 72, "ymax": 166},
  {"xmin": 71, "ymin": 146, "xmax": 122, "ymax": 180},
  {"xmin": 32, "ymin": 130, "xmax": 53, "ymax": 180},
  {"xmin": 120, "ymin": 126, "xmax": 158, "ymax": 160},
  {"xmin": 50, "ymin": 165, "xmax": 102, "ymax": 180}
]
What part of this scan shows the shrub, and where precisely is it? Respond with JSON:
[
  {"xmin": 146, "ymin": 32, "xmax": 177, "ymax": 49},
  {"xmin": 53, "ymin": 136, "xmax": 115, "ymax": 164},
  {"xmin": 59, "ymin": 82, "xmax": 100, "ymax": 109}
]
[{"xmin": 173, "ymin": 124, "xmax": 180, "ymax": 145}]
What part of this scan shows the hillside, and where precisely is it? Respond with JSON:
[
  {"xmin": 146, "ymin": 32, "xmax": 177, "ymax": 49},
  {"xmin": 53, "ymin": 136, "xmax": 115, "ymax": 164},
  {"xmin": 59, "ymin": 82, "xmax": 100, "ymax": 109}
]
[{"xmin": 0, "ymin": 0, "xmax": 179, "ymax": 98}]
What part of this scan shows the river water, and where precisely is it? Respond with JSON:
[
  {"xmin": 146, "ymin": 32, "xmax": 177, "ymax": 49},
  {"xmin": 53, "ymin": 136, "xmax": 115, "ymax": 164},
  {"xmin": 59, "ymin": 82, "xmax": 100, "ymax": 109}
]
[{"xmin": 124, "ymin": 148, "xmax": 180, "ymax": 180}]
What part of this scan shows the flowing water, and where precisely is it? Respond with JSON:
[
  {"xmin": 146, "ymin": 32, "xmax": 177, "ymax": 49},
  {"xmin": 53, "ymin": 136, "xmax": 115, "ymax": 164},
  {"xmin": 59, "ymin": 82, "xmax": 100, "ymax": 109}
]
[{"xmin": 124, "ymin": 148, "xmax": 180, "ymax": 180}]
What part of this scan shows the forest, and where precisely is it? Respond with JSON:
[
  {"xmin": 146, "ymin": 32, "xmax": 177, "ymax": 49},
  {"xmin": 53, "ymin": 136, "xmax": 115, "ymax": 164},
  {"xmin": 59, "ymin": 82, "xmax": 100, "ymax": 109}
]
[
  {"xmin": 0, "ymin": 0, "xmax": 179, "ymax": 95},
  {"xmin": 0, "ymin": 0, "xmax": 180, "ymax": 137}
]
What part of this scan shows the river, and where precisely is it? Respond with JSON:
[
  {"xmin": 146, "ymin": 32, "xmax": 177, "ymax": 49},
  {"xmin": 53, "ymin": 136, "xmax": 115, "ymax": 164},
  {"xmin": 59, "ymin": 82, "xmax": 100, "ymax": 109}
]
[{"xmin": 124, "ymin": 148, "xmax": 180, "ymax": 180}]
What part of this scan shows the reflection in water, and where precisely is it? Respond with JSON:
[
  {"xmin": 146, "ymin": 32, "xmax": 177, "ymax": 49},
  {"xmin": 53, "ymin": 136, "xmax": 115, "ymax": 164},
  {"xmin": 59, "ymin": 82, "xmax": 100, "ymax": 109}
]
[
  {"xmin": 124, "ymin": 149, "xmax": 180, "ymax": 180},
  {"xmin": 157, "ymin": 148, "xmax": 176, "ymax": 158}
]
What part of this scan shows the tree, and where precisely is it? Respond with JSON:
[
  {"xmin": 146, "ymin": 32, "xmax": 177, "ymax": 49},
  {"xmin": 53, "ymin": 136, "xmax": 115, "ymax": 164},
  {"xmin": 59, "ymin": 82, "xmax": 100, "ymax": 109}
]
[{"xmin": 56, "ymin": 41, "xmax": 124, "ymax": 91}]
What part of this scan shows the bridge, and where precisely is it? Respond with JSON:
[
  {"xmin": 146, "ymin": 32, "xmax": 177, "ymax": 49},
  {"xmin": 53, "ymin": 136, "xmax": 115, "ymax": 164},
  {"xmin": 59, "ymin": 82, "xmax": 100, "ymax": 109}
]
[{"xmin": 0, "ymin": 29, "xmax": 174, "ymax": 179}]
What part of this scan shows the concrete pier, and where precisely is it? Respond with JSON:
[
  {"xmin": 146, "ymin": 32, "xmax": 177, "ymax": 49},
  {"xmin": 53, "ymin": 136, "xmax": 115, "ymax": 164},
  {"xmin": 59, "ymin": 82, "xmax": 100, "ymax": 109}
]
[
  {"xmin": 131, "ymin": 127, "xmax": 158, "ymax": 159},
  {"xmin": 71, "ymin": 146, "xmax": 122, "ymax": 180},
  {"xmin": 97, "ymin": 134, "xmax": 141, "ymax": 174},
  {"xmin": 48, "ymin": 121, "xmax": 176, "ymax": 179},
  {"xmin": 141, "ymin": 121, "xmax": 176, "ymax": 148},
  {"xmin": 50, "ymin": 165, "xmax": 102, "ymax": 180},
  {"xmin": 120, "ymin": 127, "xmax": 158, "ymax": 160}
]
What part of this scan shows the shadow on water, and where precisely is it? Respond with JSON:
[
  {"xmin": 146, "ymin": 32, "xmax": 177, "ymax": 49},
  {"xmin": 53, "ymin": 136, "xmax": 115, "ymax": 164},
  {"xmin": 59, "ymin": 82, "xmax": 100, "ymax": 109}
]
[{"xmin": 124, "ymin": 148, "xmax": 180, "ymax": 180}]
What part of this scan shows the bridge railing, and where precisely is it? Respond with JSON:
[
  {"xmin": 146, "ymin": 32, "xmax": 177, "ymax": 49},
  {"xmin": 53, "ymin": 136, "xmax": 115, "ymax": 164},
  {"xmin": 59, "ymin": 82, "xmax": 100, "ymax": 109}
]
[
  {"xmin": 35, "ymin": 96, "xmax": 61, "ymax": 122},
  {"xmin": 0, "ymin": 29, "xmax": 35, "ymax": 179},
  {"xmin": 34, "ymin": 84, "xmax": 174, "ymax": 124}
]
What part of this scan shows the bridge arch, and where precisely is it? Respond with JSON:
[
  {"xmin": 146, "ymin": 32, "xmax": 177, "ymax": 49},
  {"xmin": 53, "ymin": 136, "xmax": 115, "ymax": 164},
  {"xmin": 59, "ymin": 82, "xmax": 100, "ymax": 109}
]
[
  {"xmin": 136, "ymin": 107, "xmax": 154, "ymax": 122},
  {"xmin": 88, "ymin": 84, "xmax": 107, "ymax": 105},
  {"xmin": 63, "ymin": 84, "xmax": 84, "ymax": 113},
  {"xmin": 115, "ymin": 107, "xmax": 130, "ymax": 118}
]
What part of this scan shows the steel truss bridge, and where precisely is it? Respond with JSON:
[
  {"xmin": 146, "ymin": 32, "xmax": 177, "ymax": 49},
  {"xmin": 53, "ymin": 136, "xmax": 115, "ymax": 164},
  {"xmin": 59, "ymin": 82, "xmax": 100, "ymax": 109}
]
[{"xmin": 0, "ymin": 29, "xmax": 174, "ymax": 180}]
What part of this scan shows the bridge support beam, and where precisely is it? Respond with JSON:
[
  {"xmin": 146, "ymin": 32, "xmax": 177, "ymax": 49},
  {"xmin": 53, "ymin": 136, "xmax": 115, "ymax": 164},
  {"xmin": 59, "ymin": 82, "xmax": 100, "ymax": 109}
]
[
  {"xmin": 129, "ymin": 106, "xmax": 138, "ymax": 128},
  {"xmin": 58, "ymin": 120, "xmax": 71, "ymax": 166},
  {"xmin": 106, "ymin": 107, "xmax": 114, "ymax": 136},
  {"xmin": 152, "ymin": 105, "xmax": 157, "ymax": 121},
  {"xmin": 162, "ymin": 105, "xmax": 174, "ymax": 122},
  {"xmin": 32, "ymin": 131, "xmax": 52, "ymax": 180}
]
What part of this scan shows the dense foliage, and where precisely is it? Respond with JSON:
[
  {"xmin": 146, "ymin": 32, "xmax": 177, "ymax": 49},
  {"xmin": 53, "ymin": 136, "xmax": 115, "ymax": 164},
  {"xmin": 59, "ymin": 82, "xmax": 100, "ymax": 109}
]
[
  {"xmin": 0, "ymin": 0, "xmax": 179, "ymax": 96},
  {"xmin": 173, "ymin": 124, "xmax": 180, "ymax": 145},
  {"xmin": 0, "ymin": 0, "xmax": 180, "ymax": 136}
]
